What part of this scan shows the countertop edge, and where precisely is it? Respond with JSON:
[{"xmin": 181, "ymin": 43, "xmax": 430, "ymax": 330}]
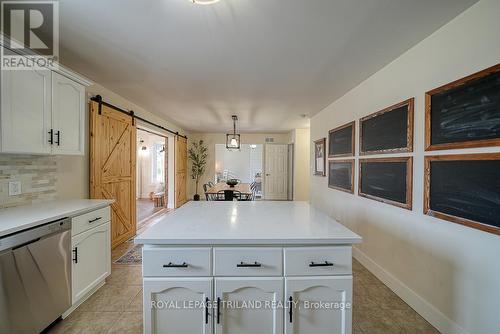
[
  {"xmin": 0, "ymin": 200, "xmax": 114, "ymax": 237},
  {"xmin": 134, "ymin": 237, "xmax": 363, "ymax": 246}
]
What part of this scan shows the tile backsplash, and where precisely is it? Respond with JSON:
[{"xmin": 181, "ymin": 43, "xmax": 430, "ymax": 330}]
[{"xmin": 0, "ymin": 155, "xmax": 58, "ymax": 208}]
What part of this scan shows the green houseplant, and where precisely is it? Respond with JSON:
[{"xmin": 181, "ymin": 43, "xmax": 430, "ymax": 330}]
[{"xmin": 188, "ymin": 140, "xmax": 208, "ymax": 201}]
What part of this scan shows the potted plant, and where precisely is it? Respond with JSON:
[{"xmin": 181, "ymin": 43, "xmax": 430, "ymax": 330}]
[{"xmin": 188, "ymin": 140, "xmax": 208, "ymax": 201}]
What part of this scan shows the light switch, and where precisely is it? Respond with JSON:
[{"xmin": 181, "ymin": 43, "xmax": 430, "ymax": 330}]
[{"xmin": 8, "ymin": 181, "xmax": 22, "ymax": 196}]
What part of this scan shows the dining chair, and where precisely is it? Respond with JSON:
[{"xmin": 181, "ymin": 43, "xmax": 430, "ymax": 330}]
[
  {"xmin": 207, "ymin": 181, "xmax": 215, "ymax": 187},
  {"xmin": 203, "ymin": 184, "xmax": 211, "ymax": 201}
]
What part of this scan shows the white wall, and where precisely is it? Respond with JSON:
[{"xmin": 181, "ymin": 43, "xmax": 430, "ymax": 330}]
[
  {"xmin": 215, "ymin": 144, "xmax": 263, "ymax": 183},
  {"xmin": 292, "ymin": 128, "xmax": 310, "ymax": 201},
  {"xmin": 310, "ymin": 1, "xmax": 500, "ymax": 333}
]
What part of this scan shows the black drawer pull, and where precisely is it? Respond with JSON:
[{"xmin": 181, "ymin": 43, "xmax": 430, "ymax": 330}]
[
  {"xmin": 217, "ymin": 297, "xmax": 221, "ymax": 324},
  {"xmin": 309, "ymin": 261, "xmax": 334, "ymax": 267},
  {"xmin": 163, "ymin": 262, "xmax": 188, "ymax": 268},
  {"xmin": 288, "ymin": 296, "xmax": 293, "ymax": 323},
  {"xmin": 205, "ymin": 297, "xmax": 210, "ymax": 324},
  {"xmin": 89, "ymin": 217, "xmax": 102, "ymax": 223},
  {"xmin": 48, "ymin": 129, "xmax": 54, "ymax": 144},
  {"xmin": 55, "ymin": 130, "xmax": 61, "ymax": 146},
  {"xmin": 73, "ymin": 247, "xmax": 78, "ymax": 264},
  {"xmin": 237, "ymin": 261, "xmax": 262, "ymax": 268}
]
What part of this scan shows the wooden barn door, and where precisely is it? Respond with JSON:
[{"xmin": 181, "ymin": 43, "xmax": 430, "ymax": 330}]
[
  {"xmin": 90, "ymin": 101, "xmax": 137, "ymax": 248},
  {"xmin": 175, "ymin": 136, "xmax": 187, "ymax": 208}
]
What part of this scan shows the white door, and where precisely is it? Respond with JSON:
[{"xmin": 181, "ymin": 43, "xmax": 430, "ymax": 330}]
[
  {"xmin": 0, "ymin": 65, "xmax": 52, "ymax": 154},
  {"xmin": 285, "ymin": 276, "xmax": 353, "ymax": 334},
  {"xmin": 215, "ymin": 277, "xmax": 283, "ymax": 334},
  {"xmin": 72, "ymin": 222, "xmax": 111, "ymax": 303},
  {"xmin": 143, "ymin": 278, "xmax": 213, "ymax": 334},
  {"xmin": 264, "ymin": 144, "xmax": 288, "ymax": 200},
  {"xmin": 52, "ymin": 72, "xmax": 85, "ymax": 155}
]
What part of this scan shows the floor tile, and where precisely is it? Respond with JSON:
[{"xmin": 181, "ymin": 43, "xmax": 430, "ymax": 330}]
[
  {"xmin": 47, "ymin": 312, "xmax": 121, "ymax": 334},
  {"xmin": 127, "ymin": 289, "xmax": 143, "ymax": 312},
  {"xmin": 107, "ymin": 312, "xmax": 142, "ymax": 334},
  {"xmin": 106, "ymin": 266, "xmax": 143, "ymax": 286},
  {"xmin": 78, "ymin": 284, "xmax": 141, "ymax": 312}
]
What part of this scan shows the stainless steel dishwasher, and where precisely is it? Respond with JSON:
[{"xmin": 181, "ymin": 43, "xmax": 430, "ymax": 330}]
[{"xmin": 0, "ymin": 218, "xmax": 72, "ymax": 334}]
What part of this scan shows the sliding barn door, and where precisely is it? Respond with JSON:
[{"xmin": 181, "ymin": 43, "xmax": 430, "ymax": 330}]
[
  {"xmin": 90, "ymin": 101, "xmax": 137, "ymax": 248},
  {"xmin": 175, "ymin": 136, "xmax": 187, "ymax": 208}
]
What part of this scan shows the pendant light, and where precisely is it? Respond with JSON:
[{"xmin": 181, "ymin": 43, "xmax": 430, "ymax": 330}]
[{"xmin": 226, "ymin": 115, "xmax": 241, "ymax": 150}]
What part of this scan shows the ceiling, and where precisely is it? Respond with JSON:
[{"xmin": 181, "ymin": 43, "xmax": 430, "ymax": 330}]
[{"xmin": 58, "ymin": 0, "xmax": 477, "ymax": 133}]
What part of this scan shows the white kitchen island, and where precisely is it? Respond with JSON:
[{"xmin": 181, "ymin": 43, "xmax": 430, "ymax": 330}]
[{"xmin": 135, "ymin": 201, "xmax": 362, "ymax": 334}]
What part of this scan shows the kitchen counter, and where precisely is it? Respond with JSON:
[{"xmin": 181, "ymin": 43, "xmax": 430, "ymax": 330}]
[
  {"xmin": 0, "ymin": 199, "xmax": 114, "ymax": 237},
  {"xmin": 135, "ymin": 201, "xmax": 361, "ymax": 245}
]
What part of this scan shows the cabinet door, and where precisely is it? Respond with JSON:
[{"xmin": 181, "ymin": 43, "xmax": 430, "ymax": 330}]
[
  {"xmin": 72, "ymin": 222, "xmax": 111, "ymax": 303},
  {"xmin": 51, "ymin": 72, "xmax": 85, "ymax": 155},
  {"xmin": 215, "ymin": 278, "xmax": 283, "ymax": 334},
  {"xmin": 143, "ymin": 278, "xmax": 213, "ymax": 334},
  {"xmin": 285, "ymin": 276, "xmax": 352, "ymax": 334},
  {"xmin": 1, "ymin": 66, "xmax": 52, "ymax": 154}
]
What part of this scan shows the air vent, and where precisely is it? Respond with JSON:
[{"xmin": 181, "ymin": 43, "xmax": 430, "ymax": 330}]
[{"xmin": 265, "ymin": 137, "xmax": 274, "ymax": 143}]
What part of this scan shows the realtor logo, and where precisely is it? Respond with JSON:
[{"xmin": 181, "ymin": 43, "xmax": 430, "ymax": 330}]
[{"xmin": 1, "ymin": 1, "xmax": 59, "ymax": 70}]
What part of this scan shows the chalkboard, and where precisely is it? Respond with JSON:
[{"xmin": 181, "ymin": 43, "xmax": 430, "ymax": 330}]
[
  {"xmin": 329, "ymin": 122, "xmax": 354, "ymax": 157},
  {"xmin": 360, "ymin": 98, "xmax": 414, "ymax": 155},
  {"xmin": 426, "ymin": 64, "xmax": 500, "ymax": 150},
  {"xmin": 328, "ymin": 160, "xmax": 354, "ymax": 193},
  {"xmin": 359, "ymin": 158, "xmax": 412, "ymax": 209},
  {"xmin": 425, "ymin": 155, "xmax": 500, "ymax": 235}
]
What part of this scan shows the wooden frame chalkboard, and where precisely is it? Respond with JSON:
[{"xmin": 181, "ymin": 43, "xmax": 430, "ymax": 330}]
[
  {"xmin": 328, "ymin": 122, "xmax": 355, "ymax": 158},
  {"xmin": 328, "ymin": 160, "xmax": 354, "ymax": 193},
  {"xmin": 360, "ymin": 98, "xmax": 414, "ymax": 155},
  {"xmin": 358, "ymin": 157, "xmax": 413, "ymax": 210},
  {"xmin": 425, "ymin": 63, "xmax": 500, "ymax": 151},
  {"xmin": 424, "ymin": 154, "xmax": 500, "ymax": 235},
  {"xmin": 313, "ymin": 138, "xmax": 326, "ymax": 176}
]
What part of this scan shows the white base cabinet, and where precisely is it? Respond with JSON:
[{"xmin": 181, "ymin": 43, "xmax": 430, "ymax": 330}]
[{"xmin": 142, "ymin": 246, "xmax": 353, "ymax": 334}]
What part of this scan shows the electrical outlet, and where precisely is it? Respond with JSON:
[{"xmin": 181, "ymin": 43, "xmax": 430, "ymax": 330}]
[{"xmin": 8, "ymin": 181, "xmax": 22, "ymax": 196}]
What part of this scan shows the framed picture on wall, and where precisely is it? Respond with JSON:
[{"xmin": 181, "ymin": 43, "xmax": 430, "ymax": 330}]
[
  {"xmin": 314, "ymin": 138, "xmax": 326, "ymax": 176},
  {"xmin": 328, "ymin": 121, "xmax": 355, "ymax": 158}
]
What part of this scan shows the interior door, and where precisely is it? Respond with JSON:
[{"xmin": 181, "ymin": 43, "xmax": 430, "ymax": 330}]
[
  {"xmin": 143, "ymin": 278, "xmax": 213, "ymax": 334},
  {"xmin": 90, "ymin": 101, "xmax": 137, "ymax": 248},
  {"xmin": 175, "ymin": 136, "xmax": 188, "ymax": 208},
  {"xmin": 264, "ymin": 144, "xmax": 288, "ymax": 200},
  {"xmin": 285, "ymin": 276, "xmax": 352, "ymax": 334},
  {"xmin": 215, "ymin": 278, "xmax": 283, "ymax": 334}
]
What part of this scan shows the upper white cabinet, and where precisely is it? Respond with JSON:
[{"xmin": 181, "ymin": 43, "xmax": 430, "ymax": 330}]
[
  {"xmin": 0, "ymin": 47, "xmax": 92, "ymax": 155},
  {"xmin": 1, "ymin": 68, "xmax": 52, "ymax": 154},
  {"xmin": 51, "ymin": 72, "xmax": 86, "ymax": 155}
]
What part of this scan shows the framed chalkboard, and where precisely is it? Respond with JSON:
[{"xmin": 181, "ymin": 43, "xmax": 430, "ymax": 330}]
[
  {"xmin": 425, "ymin": 64, "xmax": 500, "ymax": 151},
  {"xmin": 359, "ymin": 157, "xmax": 413, "ymax": 210},
  {"xmin": 424, "ymin": 154, "xmax": 500, "ymax": 235},
  {"xmin": 328, "ymin": 160, "xmax": 354, "ymax": 193},
  {"xmin": 360, "ymin": 98, "xmax": 414, "ymax": 155},
  {"xmin": 328, "ymin": 122, "xmax": 355, "ymax": 157}
]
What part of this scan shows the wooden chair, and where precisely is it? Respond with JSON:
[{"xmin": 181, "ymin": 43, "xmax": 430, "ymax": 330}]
[{"xmin": 207, "ymin": 181, "xmax": 215, "ymax": 187}]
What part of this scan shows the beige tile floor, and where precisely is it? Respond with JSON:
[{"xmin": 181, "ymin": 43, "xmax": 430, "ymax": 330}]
[{"xmin": 48, "ymin": 240, "xmax": 440, "ymax": 334}]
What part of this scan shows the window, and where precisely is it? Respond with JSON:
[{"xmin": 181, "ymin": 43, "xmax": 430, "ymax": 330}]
[{"xmin": 151, "ymin": 142, "xmax": 165, "ymax": 184}]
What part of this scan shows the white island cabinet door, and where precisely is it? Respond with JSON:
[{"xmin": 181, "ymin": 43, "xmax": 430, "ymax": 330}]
[
  {"xmin": 285, "ymin": 276, "xmax": 353, "ymax": 334},
  {"xmin": 71, "ymin": 222, "xmax": 111, "ymax": 303},
  {"xmin": 51, "ymin": 72, "xmax": 85, "ymax": 155},
  {"xmin": 0, "ymin": 65, "xmax": 52, "ymax": 154},
  {"xmin": 215, "ymin": 278, "xmax": 283, "ymax": 334},
  {"xmin": 143, "ymin": 278, "xmax": 213, "ymax": 334}
]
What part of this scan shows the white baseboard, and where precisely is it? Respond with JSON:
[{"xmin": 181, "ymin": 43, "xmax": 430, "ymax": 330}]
[{"xmin": 353, "ymin": 247, "xmax": 469, "ymax": 334}]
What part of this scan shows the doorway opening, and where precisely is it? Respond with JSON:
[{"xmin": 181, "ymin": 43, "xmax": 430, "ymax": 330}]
[{"xmin": 136, "ymin": 127, "xmax": 174, "ymax": 231}]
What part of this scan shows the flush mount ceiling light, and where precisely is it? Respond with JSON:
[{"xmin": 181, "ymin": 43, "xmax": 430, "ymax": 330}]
[
  {"xmin": 190, "ymin": 0, "xmax": 221, "ymax": 5},
  {"xmin": 226, "ymin": 115, "xmax": 241, "ymax": 150}
]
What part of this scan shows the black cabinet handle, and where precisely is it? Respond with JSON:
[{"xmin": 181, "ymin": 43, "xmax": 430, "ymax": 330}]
[
  {"xmin": 163, "ymin": 262, "xmax": 188, "ymax": 268},
  {"xmin": 309, "ymin": 261, "xmax": 334, "ymax": 267},
  {"xmin": 55, "ymin": 131, "xmax": 61, "ymax": 146},
  {"xmin": 89, "ymin": 217, "xmax": 102, "ymax": 223},
  {"xmin": 236, "ymin": 261, "xmax": 262, "ymax": 268},
  {"xmin": 289, "ymin": 296, "xmax": 293, "ymax": 323},
  {"xmin": 48, "ymin": 129, "xmax": 54, "ymax": 145},
  {"xmin": 72, "ymin": 247, "xmax": 78, "ymax": 263},
  {"xmin": 217, "ymin": 297, "xmax": 221, "ymax": 324},
  {"xmin": 205, "ymin": 297, "xmax": 210, "ymax": 324}
]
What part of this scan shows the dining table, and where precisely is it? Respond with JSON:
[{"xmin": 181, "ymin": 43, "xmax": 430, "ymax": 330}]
[{"xmin": 205, "ymin": 182, "xmax": 253, "ymax": 196}]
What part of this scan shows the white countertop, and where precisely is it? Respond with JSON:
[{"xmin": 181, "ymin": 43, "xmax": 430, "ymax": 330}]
[
  {"xmin": 0, "ymin": 199, "xmax": 114, "ymax": 237},
  {"xmin": 135, "ymin": 201, "xmax": 362, "ymax": 245}
]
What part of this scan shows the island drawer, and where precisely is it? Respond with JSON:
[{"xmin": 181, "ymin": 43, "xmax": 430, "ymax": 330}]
[
  {"xmin": 284, "ymin": 246, "xmax": 351, "ymax": 276},
  {"xmin": 143, "ymin": 247, "xmax": 212, "ymax": 277},
  {"xmin": 72, "ymin": 206, "xmax": 110, "ymax": 236},
  {"xmin": 214, "ymin": 247, "xmax": 283, "ymax": 276}
]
